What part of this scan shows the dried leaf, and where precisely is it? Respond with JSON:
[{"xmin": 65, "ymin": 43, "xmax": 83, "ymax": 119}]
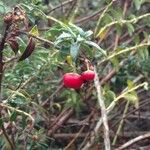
[
  {"xmin": 18, "ymin": 37, "xmax": 35, "ymax": 61},
  {"xmin": 29, "ymin": 25, "xmax": 39, "ymax": 36}
]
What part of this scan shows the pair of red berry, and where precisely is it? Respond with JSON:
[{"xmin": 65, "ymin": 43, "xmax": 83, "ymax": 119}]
[{"xmin": 63, "ymin": 70, "xmax": 95, "ymax": 89}]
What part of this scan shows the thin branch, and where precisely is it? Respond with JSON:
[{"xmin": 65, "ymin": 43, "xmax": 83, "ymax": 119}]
[
  {"xmin": 98, "ymin": 42, "xmax": 150, "ymax": 66},
  {"xmin": 1, "ymin": 125, "xmax": 16, "ymax": 150},
  {"xmin": 94, "ymin": 66, "xmax": 111, "ymax": 150},
  {"xmin": 94, "ymin": 0, "xmax": 116, "ymax": 36},
  {"xmin": 19, "ymin": 31, "xmax": 54, "ymax": 46},
  {"xmin": 112, "ymin": 100, "xmax": 130, "ymax": 145},
  {"xmin": 0, "ymin": 103, "xmax": 34, "ymax": 126},
  {"xmin": 97, "ymin": 13, "xmax": 150, "ymax": 37},
  {"xmin": 82, "ymin": 75, "xmax": 145, "ymax": 150},
  {"xmin": 115, "ymin": 132, "xmax": 150, "ymax": 150},
  {"xmin": 46, "ymin": 0, "xmax": 74, "ymax": 14},
  {"xmin": 82, "ymin": 66, "xmax": 111, "ymax": 150},
  {"xmin": 75, "ymin": 7, "xmax": 104, "ymax": 24}
]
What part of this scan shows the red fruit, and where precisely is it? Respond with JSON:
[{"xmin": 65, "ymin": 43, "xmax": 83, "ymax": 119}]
[
  {"xmin": 81, "ymin": 70, "xmax": 95, "ymax": 81},
  {"xmin": 63, "ymin": 73, "xmax": 83, "ymax": 89}
]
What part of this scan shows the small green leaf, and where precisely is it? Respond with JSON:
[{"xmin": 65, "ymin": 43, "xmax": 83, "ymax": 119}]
[
  {"xmin": 0, "ymin": 118, "xmax": 3, "ymax": 128},
  {"xmin": 69, "ymin": 22, "xmax": 84, "ymax": 35},
  {"xmin": 21, "ymin": 115, "xmax": 27, "ymax": 129},
  {"xmin": 111, "ymin": 57, "xmax": 120, "ymax": 71},
  {"xmin": 0, "ymin": 4, "xmax": 5, "ymax": 14},
  {"xmin": 127, "ymin": 80, "xmax": 135, "ymax": 89},
  {"xmin": 144, "ymin": 82, "xmax": 149, "ymax": 90},
  {"xmin": 104, "ymin": 90, "xmax": 116, "ymax": 107},
  {"xmin": 133, "ymin": 0, "xmax": 143, "ymax": 10},
  {"xmin": 126, "ymin": 23, "xmax": 134, "ymax": 36},
  {"xmin": 57, "ymin": 32, "xmax": 72, "ymax": 40},
  {"xmin": 84, "ymin": 41, "xmax": 107, "ymax": 56},
  {"xmin": 70, "ymin": 43, "xmax": 80, "ymax": 60},
  {"xmin": 10, "ymin": 111, "xmax": 18, "ymax": 122},
  {"xmin": 52, "ymin": 103, "xmax": 61, "ymax": 111},
  {"xmin": 137, "ymin": 47, "xmax": 149, "ymax": 60},
  {"xmin": 124, "ymin": 92, "xmax": 139, "ymax": 108},
  {"xmin": 84, "ymin": 30, "xmax": 93, "ymax": 38}
]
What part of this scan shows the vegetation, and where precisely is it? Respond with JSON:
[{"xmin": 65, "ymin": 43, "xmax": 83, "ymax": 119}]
[{"xmin": 0, "ymin": 0, "xmax": 150, "ymax": 149}]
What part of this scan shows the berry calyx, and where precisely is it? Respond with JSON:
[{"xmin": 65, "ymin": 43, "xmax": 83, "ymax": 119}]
[
  {"xmin": 81, "ymin": 70, "xmax": 95, "ymax": 81},
  {"xmin": 63, "ymin": 73, "xmax": 83, "ymax": 89}
]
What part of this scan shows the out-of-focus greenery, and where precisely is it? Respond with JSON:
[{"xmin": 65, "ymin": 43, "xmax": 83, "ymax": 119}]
[{"xmin": 0, "ymin": 0, "xmax": 150, "ymax": 149}]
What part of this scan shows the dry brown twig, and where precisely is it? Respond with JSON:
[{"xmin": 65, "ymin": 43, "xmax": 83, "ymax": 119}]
[
  {"xmin": 115, "ymin": 132, "xmax": 150, "ymax": 150},
  {"xmin": 82, "ymin": 66, "xmax": 111, "ymax": 150}
]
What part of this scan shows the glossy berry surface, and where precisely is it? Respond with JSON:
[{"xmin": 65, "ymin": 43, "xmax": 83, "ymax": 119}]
[
  {"xmin": 81, "ymin": 70, "xmax": 95, "ymax": 81},
  {"xmin": 63, "ymin": 73, "xmax": 83, "ymax": 89}
]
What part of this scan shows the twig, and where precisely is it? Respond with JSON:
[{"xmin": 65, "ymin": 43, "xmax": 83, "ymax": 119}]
[
  {"xmin": 94, "ymin": 0, "xmax": 116, "ymax": 36},
  {"xmin": 1, "ymin": 125, "xmax": 16, "ymax": 150},
  {"xmin": 115, "ymin": 132, "xmax": 150, "ymax": 150},
  {"xmin": 82, "ymin": 75, "xmax": 145, "ymax": 150},
  {"xmin": 18, "ymin": 31, "xmax": 54, "ymax": 46},
  {"xmin": 97, "ymin": 13, "xmax": 150, "ymax": 37},
  {"xmin": 69, "ymin": 0, "xmax": 82, "ymax": 22},
  {"xmin": 81, "ymin": 66, "xmax": 112, "ymax": 150},
  {"xmin": 54, "ymin": 133, "xmax": 88, "ymax": 139},
  {"xmin": 99, "ymin": 42, "xmax": 150, "ymax": 66},
  {"xmin": 75, "ymin": 7, "xmax": 105, "ymax": 24},
  {"xmin": 93, "ymin": 66, "xmax": 111, "ymax": 150},
  {"xmin": 48, "ymin": 108, "xmax": 74, "ymax": 136},
  {"xmin": 64, "ymin": 111, "xmax": 94, "ymax": 149},
  {"xmin": 64, "ymin": 126, "xmax": 85, "ymax": 150},
  {"xmin": 112, "ymin": 100, "xmax": 130, "ymax": 145},
  {"xmin": 0, "ymin": 103, "xmax": 34, "ymax": 126},
  {"xmin": 46, "ymin": 0, "xmax": 74, "ymax": 14}
]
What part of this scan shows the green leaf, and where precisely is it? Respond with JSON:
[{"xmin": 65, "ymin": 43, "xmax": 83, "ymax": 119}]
[
  {"xmin": 110, "ymin": 8, "xmax": 123, "ymax": 21},
  {"xmin": 127, "ymin": 80, "xmax": 135, "ymax": 89},
  {"xmin": 84, "ymin": 41, "xmax": 107, "ymax": 56},
  {"xmin": 111, "ymin": 57, "xmax": 120, "ymax": 71},
  {"xmin": 70, "ymin": 43, "xmax": 80, "ymax": 60},
  {"xmin": 126, "ymin": 23, "xmax": 134, "ymax": 36},
  {"xmin": 124, "ymin": 92, "xmax": 139, "ymax": 108},
  {"xmin": 104, "ymin": 90, "xmax": 116, "ymax": 107},
  {"xmin": 54, "ymin": 32, "xmax": 72, "ymax": 46},
  {"xmin": 68, "ymin": 22, "xmax": 84, "ymax": 35},
  {"xmin": 137, "ymin": 47, "xmax": 149, "ymax": 60},
  {"xmin": 21, "ymin": 115, "xmax": 27, "ymax": 129},
  {"xmin": 0, "ymin": 3, "xmax": 5, "ymax": 14},
  {"xmin": 133, "ymin": 0, "xmax": 143, "ymax": 10},
  {"xmin": 144, "ymin": 82, "xmax": 149, "ymax": 90},
  {"xmin": 10, "ymin": 111, "xmax": 18, "ymax": 122},
  {"xmin": 0, "ymin": 118, "xmax": 3, "ymax": 128},
  {"xmin": 76, "ymin": 35, "xmax": 85, "ymax": 42},
  {"xmin": 84, "ymin": 30, "xmax": 93, "ymax": 38},
  {"xmin": 57, "ymin": 32, "xmax": 72, "ymax": 40}
]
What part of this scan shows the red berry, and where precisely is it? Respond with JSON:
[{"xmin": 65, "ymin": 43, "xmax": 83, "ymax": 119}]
[
  {"xmin": 81, "ymin": 70, "xmax": 95, "ymax": 81},
  {"xmin": 63, "ymin": 73, "xmax": 83, "ymax": 89}
]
